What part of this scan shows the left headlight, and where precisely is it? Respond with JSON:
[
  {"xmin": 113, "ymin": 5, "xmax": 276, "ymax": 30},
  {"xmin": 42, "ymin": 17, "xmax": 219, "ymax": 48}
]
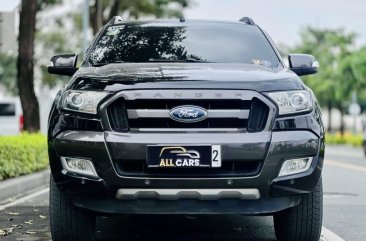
[
  {"xmin": 60, "ymin": 90, "xmax": 109, "ymax": 114},
  {"xmin": 267, "ymin": 90, "xmax": 313, "ymax": 116}
]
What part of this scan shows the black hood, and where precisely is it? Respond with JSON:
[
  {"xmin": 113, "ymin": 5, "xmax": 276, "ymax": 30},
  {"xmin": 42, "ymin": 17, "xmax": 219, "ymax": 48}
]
[{"xmin": 71, "ymin": 63, "xmax": 304, "ymax": 92}]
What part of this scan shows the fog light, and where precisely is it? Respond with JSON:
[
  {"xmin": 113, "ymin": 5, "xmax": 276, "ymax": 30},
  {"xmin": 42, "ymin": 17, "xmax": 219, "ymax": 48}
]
[
  {"xmin": 61, "ymin": 157, "xmax": 98, "ymax": 178},
  {"xmin": 278, "ymin": 157, "xmax": 313, "ymax": 177}
]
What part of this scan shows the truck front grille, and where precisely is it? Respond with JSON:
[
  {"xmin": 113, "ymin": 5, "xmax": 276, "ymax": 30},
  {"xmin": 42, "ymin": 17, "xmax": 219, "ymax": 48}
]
[{"xmin": 105, "ymin": 90, "xmax": 271, "ymax": 133}]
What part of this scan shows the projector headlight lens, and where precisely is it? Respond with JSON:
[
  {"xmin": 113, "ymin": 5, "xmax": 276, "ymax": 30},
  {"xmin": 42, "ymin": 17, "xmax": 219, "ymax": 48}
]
[
  {"xmin": 60, "ymin": 90, "xmax": 109, "ymax": 114},
  {"xmin": 69, "ymin": 92, "xmax": 85, "ymax": 108}
]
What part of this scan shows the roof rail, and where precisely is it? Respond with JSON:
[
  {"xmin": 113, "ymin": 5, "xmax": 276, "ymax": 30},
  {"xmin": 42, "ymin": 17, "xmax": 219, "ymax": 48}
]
[
  {"xmin": 110, "ymin": 16, "xmax": 124, "ymax": 25},
  {"xmin": 239, "ymin": 17, "xmax": 255, "ymax": 25}
]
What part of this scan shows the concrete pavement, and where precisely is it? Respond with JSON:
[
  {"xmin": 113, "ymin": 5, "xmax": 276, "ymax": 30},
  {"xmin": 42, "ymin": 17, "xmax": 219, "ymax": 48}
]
[{"xmin": 322, "ymin": 145, "xmax": 366, "ymax": 241}]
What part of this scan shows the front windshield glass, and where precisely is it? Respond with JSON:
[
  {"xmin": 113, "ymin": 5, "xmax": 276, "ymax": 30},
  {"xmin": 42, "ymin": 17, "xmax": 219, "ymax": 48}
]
[{"xmin": 87, "ymin": 22, "xmax": 281, "ymax": 67}]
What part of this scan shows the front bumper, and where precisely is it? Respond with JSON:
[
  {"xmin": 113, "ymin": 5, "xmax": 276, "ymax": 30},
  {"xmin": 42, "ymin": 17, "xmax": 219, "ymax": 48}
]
[
  {"xmin": 73, "ymin": 195, "xmax": 301, "ymax": 215},
  {"xmin": 49, "ymin": 127, "xmax": 324, "ymax": 214}
]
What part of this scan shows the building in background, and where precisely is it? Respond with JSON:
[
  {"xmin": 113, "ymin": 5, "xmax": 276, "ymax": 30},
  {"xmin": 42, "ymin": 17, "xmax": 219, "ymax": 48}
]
[{"xmin": 0, "ymin": 11, "xmax": 17, "ymax": 53}]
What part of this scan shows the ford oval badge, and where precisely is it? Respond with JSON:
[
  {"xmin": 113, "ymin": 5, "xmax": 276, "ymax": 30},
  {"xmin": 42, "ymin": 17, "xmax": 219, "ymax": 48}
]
[{"xmin": 169, "ymin": 105, "xmax": 208, "ymax": 123}]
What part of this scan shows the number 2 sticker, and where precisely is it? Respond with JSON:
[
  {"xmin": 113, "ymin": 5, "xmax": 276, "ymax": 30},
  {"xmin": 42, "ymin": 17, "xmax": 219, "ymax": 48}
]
[{"xmin": 211, "ymin": 145, "xmax": 221, "ymax": 168}]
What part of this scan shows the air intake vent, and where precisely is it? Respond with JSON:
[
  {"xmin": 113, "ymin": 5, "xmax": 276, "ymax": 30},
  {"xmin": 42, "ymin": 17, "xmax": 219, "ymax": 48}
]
[
  {"xmin": 107, "ymin": 98, "xmax": 129, "ymax": 132},
  {"xmin": 247, "ymin": 98, "xmax": 269, "ymax": 132}
]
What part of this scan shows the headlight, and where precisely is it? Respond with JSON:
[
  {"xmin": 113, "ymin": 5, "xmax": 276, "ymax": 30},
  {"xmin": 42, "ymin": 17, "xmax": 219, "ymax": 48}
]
[
  {"xmin": 60, "ymin": 90, "xmax": 109, "ymax": 114},
  {"xmin": 267, "ymin": 91, "xmax": 313, "ymax": 115}
]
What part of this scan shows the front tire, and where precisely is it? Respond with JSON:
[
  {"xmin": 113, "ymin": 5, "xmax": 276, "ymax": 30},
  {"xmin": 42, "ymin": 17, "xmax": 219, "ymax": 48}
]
[
  {"xmin": 274, "ymin": 177, "xmax": 323, "ymax": 241},
  {"xmin": 50, "ymin": 176, "xmax": 96, "ymax": 241}
]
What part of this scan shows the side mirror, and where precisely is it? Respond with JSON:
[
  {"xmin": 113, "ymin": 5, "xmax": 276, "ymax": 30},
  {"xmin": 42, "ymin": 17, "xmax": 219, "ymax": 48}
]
[
  {"xmin": 288, "ymin": 54, "xmax": 319, "ymax": 76},
  {"xmin": 48, "ymin": 54, "xmax": 78, "ymax": 76}
]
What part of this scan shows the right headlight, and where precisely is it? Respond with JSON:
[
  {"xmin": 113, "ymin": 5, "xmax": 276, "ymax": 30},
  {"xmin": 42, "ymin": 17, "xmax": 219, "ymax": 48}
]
[
  {"xmin": 60, "ymin": 90, "xmax": 109, "ymax": 114},
  {"xmin": 267, "ymin": 90, "xmax": 313, "ymax": 115}
]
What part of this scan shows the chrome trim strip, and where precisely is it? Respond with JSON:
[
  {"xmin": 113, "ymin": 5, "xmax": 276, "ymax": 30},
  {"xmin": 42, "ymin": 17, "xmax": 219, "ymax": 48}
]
[
  {"xmin": 127, "ymin": 109, "xmax": 250, "ymax": 119},
  {"xmin": 115, "ymin": 188, "xmax": 260, "ymax": 200},
  {"xmin": 127, "ymin": 109, "xmax": 169, "ymax": 118},
  {"xmin": 131, "ymin": 128, "xmax": 242, "ymax": 132},
  {"xmin": 208, "ymin": 109, "xmax": 249, "ymax": 119}
]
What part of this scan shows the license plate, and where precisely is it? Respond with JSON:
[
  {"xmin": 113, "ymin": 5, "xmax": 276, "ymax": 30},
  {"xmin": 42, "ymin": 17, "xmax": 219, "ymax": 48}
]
[{"xmin": 147, "ymin": 145, "xmax": 221, "ymax": 168}]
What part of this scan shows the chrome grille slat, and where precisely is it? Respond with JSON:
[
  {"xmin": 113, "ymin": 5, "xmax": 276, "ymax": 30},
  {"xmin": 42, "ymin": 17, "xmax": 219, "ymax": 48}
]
[{"xmin": 127, "ymin": 109, "xmax": 250, "ymax": 119}]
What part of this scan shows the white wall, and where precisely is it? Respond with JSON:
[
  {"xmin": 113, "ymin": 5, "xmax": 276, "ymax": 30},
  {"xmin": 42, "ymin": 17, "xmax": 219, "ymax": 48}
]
[
  {"xmin": 321, "ymin": 108, "xmax": 364, "ymax": 133},
  {"xmin": 0, "ymin": 11, "xmax": 16, "ymax": 54}
]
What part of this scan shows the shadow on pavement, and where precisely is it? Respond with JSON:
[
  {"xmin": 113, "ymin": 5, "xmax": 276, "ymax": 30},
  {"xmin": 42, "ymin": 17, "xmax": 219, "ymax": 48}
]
[
  {"xmin": 96, "ymin": 214, "xmax": 276, "ymax": 241},
  {"xmin": 0, "ymin": 206, "xmax": 276, "ymax": 241}
]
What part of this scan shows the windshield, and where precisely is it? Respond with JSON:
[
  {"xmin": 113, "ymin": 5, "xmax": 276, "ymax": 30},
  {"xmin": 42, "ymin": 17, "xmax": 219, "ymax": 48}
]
[{"xmin": 87, "ymin": 22, "xmax": 281, "ymax": 67}]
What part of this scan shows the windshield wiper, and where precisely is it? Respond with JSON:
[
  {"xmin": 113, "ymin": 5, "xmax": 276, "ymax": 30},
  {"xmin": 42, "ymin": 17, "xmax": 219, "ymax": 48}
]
[
  {"xmin": 92, "ymin": 61, "xmax": 127, "ymax": 67},
  {"xmin": 91, "ymin": 59, "xmax": 210, "ymax": 66},
  {"xmin": 147, "ymin": 58, "xmax": 210, "ymax": 63}
]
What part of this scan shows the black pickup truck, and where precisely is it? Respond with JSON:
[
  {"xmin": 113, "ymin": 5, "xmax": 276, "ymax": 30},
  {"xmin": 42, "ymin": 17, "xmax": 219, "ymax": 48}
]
[{"xmin": 47, "ymin": 17, "xmax": 324, "ymax": 241}]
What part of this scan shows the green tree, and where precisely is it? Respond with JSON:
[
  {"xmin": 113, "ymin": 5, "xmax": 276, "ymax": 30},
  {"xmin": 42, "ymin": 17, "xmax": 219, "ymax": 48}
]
[
  {"xmin": 17, "ymin": 0, "xmax": 40, "ymax": 132},
  {"xmin": 36, "ymin": 13, "xmax": 82, "ymax": 88},
  {"xmin": 17, "ymin": 0, "xmax": 62, "ymax": 132},
  {"xmin": 291, "ymin": 27, "xmax": 357, "ymax": 133},
  {"xmin": 348, "ymin": 47, "xmax": 366, "ymax": 89},
  {"xmin": 0, "ymin": 53, "xmax": 17, "ymax": 94},
  {"xmin": 340, "ymin": 47, "xmax": 366, "ymax": 112}
]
